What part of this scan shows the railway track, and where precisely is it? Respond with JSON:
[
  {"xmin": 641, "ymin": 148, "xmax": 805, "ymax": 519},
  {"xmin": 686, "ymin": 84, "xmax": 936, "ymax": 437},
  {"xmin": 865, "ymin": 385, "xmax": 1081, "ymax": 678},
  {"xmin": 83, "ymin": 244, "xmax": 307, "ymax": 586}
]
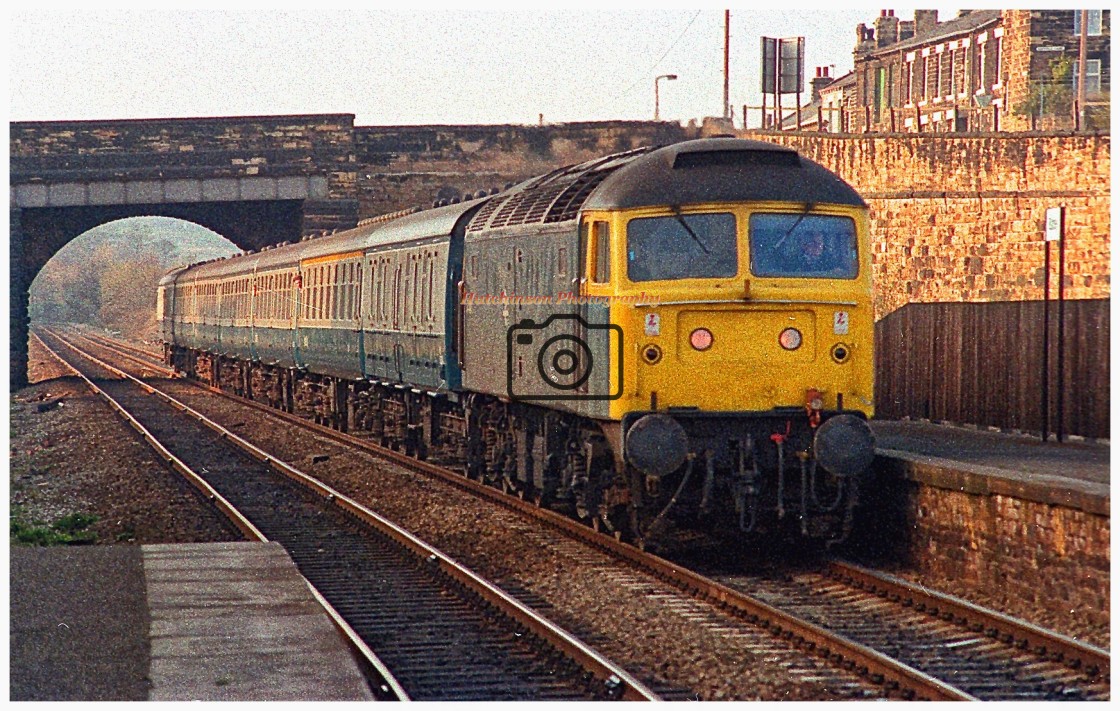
[
  {"xmin": 59, "ymin": 326, "xmax": 1111, "ymax": 701},
  {"xmin": 34, "ymin": 328, "xmax": 658, "ymax": 702},
  {"xmin": 701, "ymin": 561, "xmax": 1109, "ymax": 701}
]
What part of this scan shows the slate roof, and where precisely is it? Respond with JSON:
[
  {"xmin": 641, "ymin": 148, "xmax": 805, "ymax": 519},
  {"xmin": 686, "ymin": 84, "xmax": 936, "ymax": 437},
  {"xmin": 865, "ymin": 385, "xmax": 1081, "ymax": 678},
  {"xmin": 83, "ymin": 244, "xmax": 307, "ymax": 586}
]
[{"xmin": 866, "ymin": 9, "xmax": 1002, "ymax": 58}]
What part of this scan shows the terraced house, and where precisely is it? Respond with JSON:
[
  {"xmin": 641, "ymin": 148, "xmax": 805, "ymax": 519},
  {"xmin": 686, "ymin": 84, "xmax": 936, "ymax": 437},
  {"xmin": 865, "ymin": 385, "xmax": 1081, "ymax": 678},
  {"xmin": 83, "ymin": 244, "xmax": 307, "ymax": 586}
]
[{"xmin": 845, "ymin": 9, "xmax": 1110, "ymax": 132}]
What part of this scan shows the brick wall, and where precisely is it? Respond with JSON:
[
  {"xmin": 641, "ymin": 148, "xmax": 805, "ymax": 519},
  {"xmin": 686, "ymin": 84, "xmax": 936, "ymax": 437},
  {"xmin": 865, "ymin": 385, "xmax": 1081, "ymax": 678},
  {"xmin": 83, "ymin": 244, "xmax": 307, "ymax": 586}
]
[
  {"xmin": 735, "ymin": 131, "xmax": 1111, "ymax": 317},
  {"xmin": 1002, "ymin": 10, "xmax": 1112, "ymax": 132},
  {"xmin": 1001, "ymin": 11, "xmax": 1034, "ymax": 132},
  {"xmin": 861, "ymin": 464, "xmax": 1110, "ymax": 633}
]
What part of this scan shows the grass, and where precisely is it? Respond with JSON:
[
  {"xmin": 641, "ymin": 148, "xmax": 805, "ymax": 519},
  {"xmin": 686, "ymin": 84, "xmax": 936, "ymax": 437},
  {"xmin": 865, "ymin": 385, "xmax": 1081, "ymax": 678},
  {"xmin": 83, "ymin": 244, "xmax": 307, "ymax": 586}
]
[{"xmin": 10, "ymin": 510, "xmax": 99, "ymax": 546}]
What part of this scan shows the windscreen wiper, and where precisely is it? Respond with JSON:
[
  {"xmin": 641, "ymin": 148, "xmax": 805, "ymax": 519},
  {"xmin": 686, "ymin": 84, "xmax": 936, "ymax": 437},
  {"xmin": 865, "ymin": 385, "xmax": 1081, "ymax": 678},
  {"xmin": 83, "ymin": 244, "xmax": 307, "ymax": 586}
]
[
  {"xmin": 775, "ymin": 201, "xmax": 815, "ymax": 249},
  {"xmin": 670, "ymin": 205, "xmax": 709, "ymax": 254}
]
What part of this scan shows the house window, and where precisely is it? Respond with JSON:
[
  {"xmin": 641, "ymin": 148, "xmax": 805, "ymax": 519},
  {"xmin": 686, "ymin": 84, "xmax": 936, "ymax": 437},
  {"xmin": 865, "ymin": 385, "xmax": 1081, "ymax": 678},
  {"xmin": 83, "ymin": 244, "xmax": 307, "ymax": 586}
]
[
  {"xmin": 994, "ymin": 37, "xmax": 1003, "ymax": 87},
  {"xmin": 1073, "ymin": 59, "xmax": 1103, "ymax": 95},
  {"xmin": 905, "ymin": 60, "xmax": 914, "ymax": 104},
  {"xmin": 1073, "ymin": 10, "xmax": 1103, "ymax": 36},
  {"xmin": 978, "ymin": 40, "xmax": 988, "ymax": 89}
]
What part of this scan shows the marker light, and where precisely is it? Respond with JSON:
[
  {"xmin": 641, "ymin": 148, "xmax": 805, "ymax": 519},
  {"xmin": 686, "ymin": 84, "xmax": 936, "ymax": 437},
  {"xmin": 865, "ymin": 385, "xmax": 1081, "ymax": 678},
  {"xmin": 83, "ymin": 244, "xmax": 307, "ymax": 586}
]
[
  {"xmin": 806, "ymin": 388, "xmax": 825, "ymax": 411},
  {"xmin": 690, "ymin": 328, "xmax": 714, "ymax": 351},
  {"xmin": 779, "ymin": 328, "xmax": 802, "ymax": 350}
]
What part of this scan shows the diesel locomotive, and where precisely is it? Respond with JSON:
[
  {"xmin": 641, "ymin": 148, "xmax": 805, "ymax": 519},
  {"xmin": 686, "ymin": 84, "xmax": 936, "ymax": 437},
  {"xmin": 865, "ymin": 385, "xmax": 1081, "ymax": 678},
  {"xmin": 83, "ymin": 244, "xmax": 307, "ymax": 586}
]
[{"xmin": 159, "ymin": 137, "xmax": 876, "ymax": 543}]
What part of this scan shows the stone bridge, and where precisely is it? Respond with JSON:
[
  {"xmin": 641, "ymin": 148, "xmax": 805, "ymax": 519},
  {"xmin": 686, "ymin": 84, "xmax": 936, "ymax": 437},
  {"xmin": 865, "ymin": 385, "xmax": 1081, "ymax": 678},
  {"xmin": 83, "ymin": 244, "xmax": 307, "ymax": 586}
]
[{"xmin": 9, "ymin": 114, "xmax": 688, "ymax": 386}]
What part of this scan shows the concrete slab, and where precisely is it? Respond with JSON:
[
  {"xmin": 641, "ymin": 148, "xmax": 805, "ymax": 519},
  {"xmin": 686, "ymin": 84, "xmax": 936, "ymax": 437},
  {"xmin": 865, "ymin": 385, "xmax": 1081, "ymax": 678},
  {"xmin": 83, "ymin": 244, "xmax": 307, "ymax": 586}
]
[
  {"xmin": 10, "ymin": 546, "xmax": 150, "ymax": 701},
  {"xmin": 142, "ymin": 542, "xmax": 374, "ymax": 701},
  {"xmin": 9, "ymin": 542, "xmax": 374, "ymax": 701}
]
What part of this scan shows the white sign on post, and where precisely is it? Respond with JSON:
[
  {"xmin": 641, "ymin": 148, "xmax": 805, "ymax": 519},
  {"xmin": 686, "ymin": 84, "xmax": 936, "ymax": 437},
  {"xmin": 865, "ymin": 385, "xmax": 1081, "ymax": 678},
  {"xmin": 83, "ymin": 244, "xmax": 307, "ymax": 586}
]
[{"xmin": 1045, "ymin": 206, "xmax": 1064, "ymax": 242}]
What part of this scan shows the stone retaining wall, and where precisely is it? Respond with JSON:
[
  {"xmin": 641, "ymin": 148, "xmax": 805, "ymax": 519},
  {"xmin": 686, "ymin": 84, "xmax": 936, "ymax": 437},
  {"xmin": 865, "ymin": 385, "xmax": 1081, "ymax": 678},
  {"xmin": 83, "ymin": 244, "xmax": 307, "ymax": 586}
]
[
  {"xmin": 734, "ymin": 131, "xmax": 1111, "ymax": 318},
  {"xmin": 860, "ymin": 456, "xmax": 1109, "ymax": 631}
]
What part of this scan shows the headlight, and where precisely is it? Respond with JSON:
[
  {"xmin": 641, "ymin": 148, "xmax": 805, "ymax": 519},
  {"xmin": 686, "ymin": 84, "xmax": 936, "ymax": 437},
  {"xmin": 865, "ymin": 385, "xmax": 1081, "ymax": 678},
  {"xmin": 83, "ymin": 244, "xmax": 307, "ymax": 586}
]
[
  {"xmin": 779, "ymin": 327, "xmax": 802, "ymax": 350},
  {"xmin": 689, "ymin": 328, "xmax": 714, "ymax": 351}
]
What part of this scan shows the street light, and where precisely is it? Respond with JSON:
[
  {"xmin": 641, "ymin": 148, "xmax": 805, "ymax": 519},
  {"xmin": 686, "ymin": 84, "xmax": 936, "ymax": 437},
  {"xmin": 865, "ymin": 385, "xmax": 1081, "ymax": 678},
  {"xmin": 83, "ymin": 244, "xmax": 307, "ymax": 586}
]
[{"xmin": 654, "ymin": 74, "xmax": 678, "ymax": 121}]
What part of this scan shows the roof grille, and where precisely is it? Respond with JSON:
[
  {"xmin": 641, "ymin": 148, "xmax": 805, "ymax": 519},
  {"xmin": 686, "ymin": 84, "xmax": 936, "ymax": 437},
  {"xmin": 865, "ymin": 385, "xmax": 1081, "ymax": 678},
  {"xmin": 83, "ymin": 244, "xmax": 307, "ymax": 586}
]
[
  {"xmin": 544, "ymin": 169, "xmax": 613, "ymax": 223},
  {"xmin": 466, "ymin": 146, "xmax": 653, "ymax": 232}
]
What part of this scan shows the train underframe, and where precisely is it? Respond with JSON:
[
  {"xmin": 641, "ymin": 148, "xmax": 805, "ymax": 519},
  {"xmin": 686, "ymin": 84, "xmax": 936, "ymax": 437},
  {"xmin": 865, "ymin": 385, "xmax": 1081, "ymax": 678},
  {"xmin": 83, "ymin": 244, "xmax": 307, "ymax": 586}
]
[{"xmin": 170, "ymin": 345, "xmax": 864, "ymax": 545}]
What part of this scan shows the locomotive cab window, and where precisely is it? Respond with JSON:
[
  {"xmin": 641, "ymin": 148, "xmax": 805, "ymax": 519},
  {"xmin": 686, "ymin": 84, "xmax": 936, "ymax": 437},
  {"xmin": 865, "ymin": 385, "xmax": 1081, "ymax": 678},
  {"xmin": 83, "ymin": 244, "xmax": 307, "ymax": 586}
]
[
  {"xmin": 627, "ymin": 212, "xmax": 737, "ymax": 282},
  {"xmin": 582, "ymin": 220, "xmax": 611, "ymax": 284},
  {"xmin": 749, "ymin": 213, "xmax": 858, "ymax": 279}
]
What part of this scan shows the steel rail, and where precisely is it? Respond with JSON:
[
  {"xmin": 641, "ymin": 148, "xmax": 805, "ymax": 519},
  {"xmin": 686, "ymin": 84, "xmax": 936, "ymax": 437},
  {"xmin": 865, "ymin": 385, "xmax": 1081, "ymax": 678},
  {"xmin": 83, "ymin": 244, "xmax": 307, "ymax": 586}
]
[
  {"xmin": 33, "ymin": 330, "xmax": 410, "ymax": 702},
  {"xmin": 93, "ymin": 328, "xmax": 1108, "ymax": 699},
  {"xmin": 104, "ymin": 339, "xmax": 976, "ymax": 700},
  {"xmin": 75, "ymin": 328, "xmax": 163, "ymax": 361},
  {"xmin": 42, "ymin": 328, "xmax": 659, "ymax": 703},
  {"xmin": 828, "ymin": 560, "xmax": 1110, "ymax": 680},
  {"xmin": 69, "ymin": 330, "xmax": 170, "ymax": 374}
]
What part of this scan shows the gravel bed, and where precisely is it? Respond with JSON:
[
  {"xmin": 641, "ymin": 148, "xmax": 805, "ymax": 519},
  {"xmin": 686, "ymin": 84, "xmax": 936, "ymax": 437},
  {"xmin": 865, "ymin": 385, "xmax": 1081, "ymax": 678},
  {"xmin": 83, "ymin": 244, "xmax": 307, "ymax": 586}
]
[
  {"xmin": 157, "ymin": 379, "xmax": 879, "ymax": 701},
  {"xmin": 10, "ymin": 337, "xmax": 243, "ymax": 547}
]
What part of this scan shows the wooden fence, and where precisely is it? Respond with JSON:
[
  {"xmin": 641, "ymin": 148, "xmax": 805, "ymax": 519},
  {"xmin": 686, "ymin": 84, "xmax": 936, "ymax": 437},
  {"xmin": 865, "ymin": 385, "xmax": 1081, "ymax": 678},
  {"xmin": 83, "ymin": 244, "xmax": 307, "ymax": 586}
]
[{"xmin": 875, "ymin": 299, "xmax": 1110, "ymax": 439}]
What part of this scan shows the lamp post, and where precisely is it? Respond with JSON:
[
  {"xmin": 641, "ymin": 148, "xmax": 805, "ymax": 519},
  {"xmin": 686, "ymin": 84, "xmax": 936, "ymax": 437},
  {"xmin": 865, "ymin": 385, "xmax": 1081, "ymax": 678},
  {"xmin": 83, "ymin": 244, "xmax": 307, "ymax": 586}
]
[{"xmin": 654, "ymin": 74, "xmax": 678, "ymax": 121}]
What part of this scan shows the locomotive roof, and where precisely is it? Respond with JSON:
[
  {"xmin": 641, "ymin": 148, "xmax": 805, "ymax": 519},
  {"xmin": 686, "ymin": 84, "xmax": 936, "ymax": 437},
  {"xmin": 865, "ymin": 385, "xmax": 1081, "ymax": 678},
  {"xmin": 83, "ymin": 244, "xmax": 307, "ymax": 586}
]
[
  {"xmin": 582, "ymin": 138, "xmax": 866, "ymax": 210},
  {"xmin": 464, "ymin": 137, "xmax": 864, "ymax": 233},
  {"xmin": 165, "ymin": 138, "xmax": 863, "ymax": 287}
]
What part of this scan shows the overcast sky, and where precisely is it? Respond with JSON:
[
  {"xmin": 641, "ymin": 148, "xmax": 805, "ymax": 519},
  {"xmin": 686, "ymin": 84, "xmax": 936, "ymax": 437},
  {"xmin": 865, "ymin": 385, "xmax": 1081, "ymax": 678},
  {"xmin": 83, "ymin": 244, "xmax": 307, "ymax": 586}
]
[{"xmin": 11, "ymin": 5, "xmax": 962, "ymax": 127}]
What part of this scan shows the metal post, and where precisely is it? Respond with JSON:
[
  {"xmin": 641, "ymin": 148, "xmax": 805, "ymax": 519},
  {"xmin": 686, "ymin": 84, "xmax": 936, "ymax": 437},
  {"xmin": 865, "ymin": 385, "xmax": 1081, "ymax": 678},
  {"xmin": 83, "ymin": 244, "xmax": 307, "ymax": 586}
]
[
  {"xmin": 1056, "ymin": 208, "xmax": 1066, "ymax": 442},
  {"xmin": 654, "ymin": 74, "xmax": 677, "ymax": 122},
  {"xmin": 1042, "ymin": 241, "xmax": 1051, "ymax": 441},
  {"xmin": 723, "ymin": 10, "xmax": 731, "ymax": 120}
]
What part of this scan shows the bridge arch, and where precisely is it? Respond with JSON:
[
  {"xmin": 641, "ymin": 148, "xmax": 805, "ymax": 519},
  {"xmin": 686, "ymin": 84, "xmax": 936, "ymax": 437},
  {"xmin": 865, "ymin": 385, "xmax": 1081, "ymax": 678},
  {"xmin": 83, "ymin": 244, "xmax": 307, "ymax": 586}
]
[{"xmin": 11, "ymin": 114, "xmax": 361, "ymax": 387}]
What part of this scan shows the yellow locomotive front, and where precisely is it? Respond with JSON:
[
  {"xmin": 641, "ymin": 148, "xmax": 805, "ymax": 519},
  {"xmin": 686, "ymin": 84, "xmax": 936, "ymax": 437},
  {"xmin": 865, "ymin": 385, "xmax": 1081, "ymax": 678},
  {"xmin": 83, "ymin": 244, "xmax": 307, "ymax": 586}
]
[
  {"xmin": 586, "ymin": 202, "xmax": 874, "ymax": 419},
  {"xmin": 577, "ymin": 139, "xmax": 876, "ymax": 539}
]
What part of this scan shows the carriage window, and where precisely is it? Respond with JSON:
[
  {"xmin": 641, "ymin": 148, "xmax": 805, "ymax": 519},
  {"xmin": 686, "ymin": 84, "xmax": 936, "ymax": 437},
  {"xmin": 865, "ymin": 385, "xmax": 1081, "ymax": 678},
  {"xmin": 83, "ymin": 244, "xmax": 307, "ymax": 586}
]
[
  {"xmin": 749, "ymin": 213, "xmax": 858, "ymax": 279},
  {"xmin": 413, "ymin": 258, "xmax": 421, "ymax": 321},
  {"xmin": 627, "ymin": 212, "xmax": 737, "ymax": 282},
  {"xmin": 425, "ymin": 254, "xmax": 433, "ymax": 321}
]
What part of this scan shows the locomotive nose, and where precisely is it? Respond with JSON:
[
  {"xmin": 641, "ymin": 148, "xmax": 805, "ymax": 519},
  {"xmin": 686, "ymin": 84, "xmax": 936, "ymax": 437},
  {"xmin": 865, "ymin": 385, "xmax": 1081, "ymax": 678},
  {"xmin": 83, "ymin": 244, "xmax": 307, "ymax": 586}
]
[
  {"xmin": 813, "ymin": 414, "xmax": 876, "ymax": 478},
  {"xmin": 625, "ymin": 414, "xmax": 689, "ymax": 478}
]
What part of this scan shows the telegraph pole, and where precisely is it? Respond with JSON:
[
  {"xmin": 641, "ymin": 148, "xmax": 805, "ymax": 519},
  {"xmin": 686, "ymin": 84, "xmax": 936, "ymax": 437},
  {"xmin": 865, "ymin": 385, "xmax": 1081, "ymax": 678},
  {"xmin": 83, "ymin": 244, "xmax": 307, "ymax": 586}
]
[{"xmin": 724, "ymin": 10, "xmax": 731, "ymax": 120}]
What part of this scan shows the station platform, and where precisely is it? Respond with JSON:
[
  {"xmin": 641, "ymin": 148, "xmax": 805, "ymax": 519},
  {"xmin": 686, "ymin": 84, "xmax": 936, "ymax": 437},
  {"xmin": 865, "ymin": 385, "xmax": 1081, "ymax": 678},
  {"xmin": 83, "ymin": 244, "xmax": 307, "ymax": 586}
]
[
  {"xmin": 10, "ymin": 542, "xmax": 374, "ymax": 701},
  {"xmin": 871, "ymin": 420, "xmax": 1109, "ymax": 515}
]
